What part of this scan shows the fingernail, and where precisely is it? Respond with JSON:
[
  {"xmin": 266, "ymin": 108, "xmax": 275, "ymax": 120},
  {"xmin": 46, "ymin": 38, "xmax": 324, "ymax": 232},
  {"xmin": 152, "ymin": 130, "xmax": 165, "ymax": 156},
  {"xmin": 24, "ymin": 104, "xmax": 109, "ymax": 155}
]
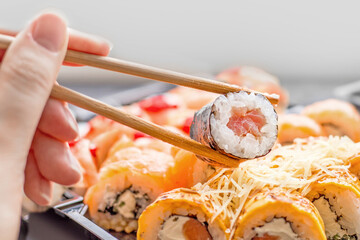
[
  {"xmin": 104, "ymin": 39, "xmax": 114, "ymax": 52},
  {"xmin": 31, "ymin": 13, "xmax": 67, "ymax": 52},
  {"xmin": 65, "ymin": 107, "xmax": 79, "ymax": 136}
]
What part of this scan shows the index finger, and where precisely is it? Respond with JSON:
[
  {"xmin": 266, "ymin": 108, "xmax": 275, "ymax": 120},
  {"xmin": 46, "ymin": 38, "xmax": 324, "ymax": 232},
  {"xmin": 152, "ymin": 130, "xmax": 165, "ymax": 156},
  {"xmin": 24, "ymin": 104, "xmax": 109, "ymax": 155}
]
[
  {"xmin": 0, "ymin": 28, "xmax": 112, "ymax": 66},
  {"xmin": 64, "ymin": 28, "xmax": 112, "ymax": 66},
  {"xmin": 0, "ymin": 30, "xmax": 15, "ymax": 62}
]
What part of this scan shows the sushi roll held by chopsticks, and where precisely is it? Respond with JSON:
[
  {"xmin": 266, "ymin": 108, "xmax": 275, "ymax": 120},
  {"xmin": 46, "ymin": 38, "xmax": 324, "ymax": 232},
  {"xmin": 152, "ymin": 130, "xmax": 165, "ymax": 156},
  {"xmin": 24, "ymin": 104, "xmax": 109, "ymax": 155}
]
[{"xmin": 190, "ymin": 91, "xmax": 278, "ymax": 165}]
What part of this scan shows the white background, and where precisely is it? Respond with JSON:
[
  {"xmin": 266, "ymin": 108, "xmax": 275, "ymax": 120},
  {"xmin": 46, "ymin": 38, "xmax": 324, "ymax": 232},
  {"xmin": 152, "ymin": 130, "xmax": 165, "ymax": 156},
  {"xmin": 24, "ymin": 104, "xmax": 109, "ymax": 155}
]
[{"xmin": 2, "ymin": 0, "xmax": 360, "ymax": 85}]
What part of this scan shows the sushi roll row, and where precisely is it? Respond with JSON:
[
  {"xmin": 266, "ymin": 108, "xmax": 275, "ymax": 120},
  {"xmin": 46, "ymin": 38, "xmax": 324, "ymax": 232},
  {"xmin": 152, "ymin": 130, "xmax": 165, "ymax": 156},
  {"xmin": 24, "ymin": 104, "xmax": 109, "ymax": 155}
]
[
  {"xmin": 277, "ymin": 99, "xmax": 360, "ymax": 145},
  {"xmin": 83, "ymin": 138, "xmax": 214, "ymax": 233},
  {"xmin": 138, "ymin": 136, "xmax": 360, "ymax": 239}
]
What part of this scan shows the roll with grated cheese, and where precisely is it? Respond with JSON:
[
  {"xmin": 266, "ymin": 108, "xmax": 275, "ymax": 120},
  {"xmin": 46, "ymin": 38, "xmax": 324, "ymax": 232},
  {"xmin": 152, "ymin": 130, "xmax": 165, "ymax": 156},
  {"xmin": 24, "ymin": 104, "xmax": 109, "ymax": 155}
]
[
  {"xmin": 302, "ymin": 99, "xmax": 360, "ymax": 142},
  {"xmin": 234, "ymin": 190, "xmax": 326, "ymax": 240},
  {"xmin": 277, "ymin": 114, "xmax": 324, "ymax": 145},
  {"xmin": 306, "ymin": 170, "xmax": 360, "ymax": 239},
  {"xmin": 137, "ymin": 188, "xmax": 229, "ymax": 240}
]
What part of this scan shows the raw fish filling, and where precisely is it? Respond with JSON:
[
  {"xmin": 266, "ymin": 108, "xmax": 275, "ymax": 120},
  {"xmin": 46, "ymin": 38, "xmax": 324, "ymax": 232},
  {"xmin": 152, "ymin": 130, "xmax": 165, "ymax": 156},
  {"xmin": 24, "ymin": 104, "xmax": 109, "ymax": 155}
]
[
  {"xmin": 227, "ymin": 108, "xmax": 266, "ymax": 138},
  {"xmin": 158, "ymin": 215, "xmax": 212, "ymax": 240}
]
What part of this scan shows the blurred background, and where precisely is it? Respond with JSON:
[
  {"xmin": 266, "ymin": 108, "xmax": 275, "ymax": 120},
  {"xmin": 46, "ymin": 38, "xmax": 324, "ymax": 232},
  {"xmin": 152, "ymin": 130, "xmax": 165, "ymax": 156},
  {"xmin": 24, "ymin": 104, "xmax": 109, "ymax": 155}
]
[{"xmin": 2, "ymin": 0, "xmax": 360, "ymax": 112}]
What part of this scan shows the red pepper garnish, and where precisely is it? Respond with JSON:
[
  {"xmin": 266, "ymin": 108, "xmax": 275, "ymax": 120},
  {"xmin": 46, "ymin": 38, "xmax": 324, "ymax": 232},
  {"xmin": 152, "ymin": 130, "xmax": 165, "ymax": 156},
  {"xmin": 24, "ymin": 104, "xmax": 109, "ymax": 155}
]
[
  {"xmin": 68, "ymin": 139, "xmax": 80, "ymax": 147},
  {"xmin": 181, "ymin": 116, "xmax": 194, "ymax": 135},
  {"xmin": 138, "ymin": 95, "xmax": 178, "ymax": 112},
  {"xmin": 89, "ymin": 144, "xmax": 97, "ymax": 158},
  {"xmin": 134, "ymin": 132, "xmax": 151, "ymax": 140}
]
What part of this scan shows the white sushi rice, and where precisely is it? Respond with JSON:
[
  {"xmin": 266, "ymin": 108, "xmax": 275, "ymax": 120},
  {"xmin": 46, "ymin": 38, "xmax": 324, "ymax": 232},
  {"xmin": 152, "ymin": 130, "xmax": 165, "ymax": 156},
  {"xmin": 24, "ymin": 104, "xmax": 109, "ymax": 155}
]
[
  {"xmin": 312, "ymin": 191, "xmax": 360, "ymax": 238},
  {"xmin": 210, "ymin": 92, "xmax": 277, "ymax": 158},
  {"xmin": 252, "ymin": 218, "xmax": 300, "ymax": 240}
]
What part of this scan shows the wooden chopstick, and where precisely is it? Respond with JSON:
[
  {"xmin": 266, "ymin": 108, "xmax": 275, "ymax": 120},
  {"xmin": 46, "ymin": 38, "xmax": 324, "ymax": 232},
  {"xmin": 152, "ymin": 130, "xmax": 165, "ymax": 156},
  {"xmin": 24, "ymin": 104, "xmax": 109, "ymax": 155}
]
[
  {"xmin": 51, "ymin": 85, "xmax": 241, "ymax": 168},
  {"xmin": 0, "ymin": 34, "xmax": 279, "ymax": 105}
]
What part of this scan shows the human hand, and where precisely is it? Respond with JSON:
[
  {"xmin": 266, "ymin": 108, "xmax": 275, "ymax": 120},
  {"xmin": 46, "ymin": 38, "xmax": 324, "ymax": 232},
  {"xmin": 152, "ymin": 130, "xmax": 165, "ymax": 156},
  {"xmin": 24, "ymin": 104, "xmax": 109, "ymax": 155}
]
[{"xmin": 0, "ymin": 12, "xmax": 111, "ymax": 239}]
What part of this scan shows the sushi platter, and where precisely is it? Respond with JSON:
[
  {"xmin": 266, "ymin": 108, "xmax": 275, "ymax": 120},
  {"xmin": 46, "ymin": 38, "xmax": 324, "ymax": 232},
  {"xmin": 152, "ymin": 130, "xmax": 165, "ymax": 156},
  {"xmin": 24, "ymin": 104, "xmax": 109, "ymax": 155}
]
[{"xmin": 21, "ymin": 66, "xmax": 360, "ymax": 239}]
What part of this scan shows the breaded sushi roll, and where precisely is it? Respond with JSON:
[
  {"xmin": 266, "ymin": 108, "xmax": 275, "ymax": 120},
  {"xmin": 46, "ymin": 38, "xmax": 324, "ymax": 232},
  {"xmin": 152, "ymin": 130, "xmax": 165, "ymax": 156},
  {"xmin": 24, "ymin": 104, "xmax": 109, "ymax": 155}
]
[
  {"xmin": 84, "ymin": 148, "xmax": 175, "ymax": 233},
  {"xmin": 234, "ymin": 190, "xmax": 326, "ymax": 240},
  {"xmin": 302, "ymin": 99, "xmax": 360, "ymax": 142},
  {"xmin": 306, "ymin": 170, "xmax": 360, "ymax": 239},
  {"xmin": 137, "ymin": 188, "xmax": 229, "ymax": 240},
  {"xmin": 277, "ymin": 114, "xmax": 324, "ymax": 145},
  {"xmin": 190, "ymin": 91, "xmax": 278, "ymax": 165}
]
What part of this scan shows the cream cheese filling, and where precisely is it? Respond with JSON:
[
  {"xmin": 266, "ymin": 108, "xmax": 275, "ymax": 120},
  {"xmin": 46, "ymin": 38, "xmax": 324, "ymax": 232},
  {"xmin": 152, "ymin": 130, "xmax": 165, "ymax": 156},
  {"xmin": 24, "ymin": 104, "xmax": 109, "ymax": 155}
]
[
  {"xmin": 254, "ymin": 218, "xmax": 300, "ymax": 240},
  {"xmin": 158, "ymin": 216, "xmax": 191, "ymax": 240}
]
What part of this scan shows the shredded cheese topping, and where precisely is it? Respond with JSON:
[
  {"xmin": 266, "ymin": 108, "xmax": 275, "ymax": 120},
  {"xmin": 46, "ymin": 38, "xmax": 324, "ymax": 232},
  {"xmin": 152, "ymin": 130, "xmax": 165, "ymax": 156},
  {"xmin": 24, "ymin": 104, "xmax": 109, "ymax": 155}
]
[{"xmin": 193, "ymin": 136, "xmax": 360, "ymax": 236}]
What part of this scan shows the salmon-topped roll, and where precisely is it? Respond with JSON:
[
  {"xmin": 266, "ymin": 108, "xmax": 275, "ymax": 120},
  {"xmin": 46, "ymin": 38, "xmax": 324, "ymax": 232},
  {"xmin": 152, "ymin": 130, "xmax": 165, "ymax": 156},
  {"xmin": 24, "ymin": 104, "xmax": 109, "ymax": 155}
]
[
  {"xmin": 84, "ymin": 147, "xmax": 175, "ymax": 233},
  {"xmin": 169, "ymin": 149, "xmax": 216, "ymax": 188},
  {"xmin": 216, "ymin": 66, "xmax": 289, "ymax": 113},
  {"xmin": 302, "ymin": 99, "xmax": 360, "ymax": 142},
  {"xmin": 306, "ymin": 170, "xmax": 360, "ymax": 238},
  {"xmin": 277, "ymin": 114, "xmax": 324, "ymax": 145},
  {"xmin": 190, "ymin": 91, "xmax": 278, "ymax": 165},
  {"xmin": 169, "ymin": 86, "xmax": 218, "ymax": 110},
  {"xmin": 137, "ymin": 93, "xmax": 186, "ymax": 125},
  {"xmin": 234, "ymin": 190, "xmax": 326, "ymax": 240},
  {"xmin": 137, "ymin": 188, "xmax": 229, "ymax": 240}
]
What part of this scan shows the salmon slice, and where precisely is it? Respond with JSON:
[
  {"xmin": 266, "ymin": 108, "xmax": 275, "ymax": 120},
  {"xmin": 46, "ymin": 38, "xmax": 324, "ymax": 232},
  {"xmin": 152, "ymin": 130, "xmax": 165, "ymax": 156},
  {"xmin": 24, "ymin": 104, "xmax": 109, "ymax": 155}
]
[
  {"xmin": 227, "ymin": 108, "xmax": 266, "ymax": 137},
  {"xmin": 183, "ymin": 218, "xmax": 212, "ymax": 240}
]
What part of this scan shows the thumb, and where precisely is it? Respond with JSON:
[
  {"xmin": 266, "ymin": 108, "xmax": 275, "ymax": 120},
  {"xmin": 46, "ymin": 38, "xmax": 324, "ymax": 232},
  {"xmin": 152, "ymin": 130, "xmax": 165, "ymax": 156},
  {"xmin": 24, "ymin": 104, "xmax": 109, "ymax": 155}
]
[
  {"xmin": 0, "ymin": 13, "xmax": 68, "ymax": 239},
  {"xmin": 0, "ymin": 13, "xmax": 68, "ymax": 154}
]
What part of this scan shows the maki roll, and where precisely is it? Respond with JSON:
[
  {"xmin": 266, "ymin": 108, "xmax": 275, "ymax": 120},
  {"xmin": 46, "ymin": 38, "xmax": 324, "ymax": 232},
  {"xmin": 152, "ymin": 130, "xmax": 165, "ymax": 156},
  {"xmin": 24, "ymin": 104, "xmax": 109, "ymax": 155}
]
[
  {"xmin": 306, "ymin": 170, "xmax": 360, "ymax": 239},
  {"xmin": 84, "ymin": 148, "xmax": 175, "ymax": 233},
  {"xmin": 234, "ymin": 190, "xmax": 326, "ymax": 240},
  {"xmin": 137, "ymin": 188, "xmax": 229, "ymax": 240},
  {"xmin": 302, "ymin": 99, "xmax": 360, "ymax": 142},
  {"xmin": 190, "ymin": 91, "xmax": 277, "ymax": 165}
]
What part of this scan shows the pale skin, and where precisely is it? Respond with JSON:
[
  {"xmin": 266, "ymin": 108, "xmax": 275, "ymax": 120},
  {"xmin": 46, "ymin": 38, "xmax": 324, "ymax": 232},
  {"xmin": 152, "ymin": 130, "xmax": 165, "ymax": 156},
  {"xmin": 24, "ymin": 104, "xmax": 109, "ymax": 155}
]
[{"xmin": 0, "ymin": 13, "xmax": 111, "ymax": 239}]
